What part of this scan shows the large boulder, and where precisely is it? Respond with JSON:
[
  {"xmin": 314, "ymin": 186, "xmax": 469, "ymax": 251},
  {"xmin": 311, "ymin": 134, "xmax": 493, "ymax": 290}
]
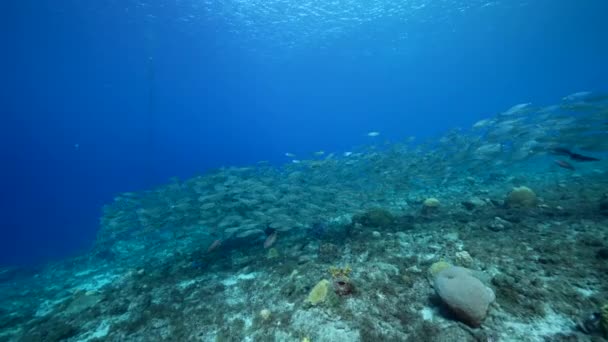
[{"xmin": 433, "ymin": 266, "xmax": 495, "ymax": 327}]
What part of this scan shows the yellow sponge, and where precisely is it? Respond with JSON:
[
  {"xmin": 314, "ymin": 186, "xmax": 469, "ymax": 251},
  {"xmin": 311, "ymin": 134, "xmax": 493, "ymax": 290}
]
[{"xmin": 306, "ymin": 279, "xmax": 330, "ymax": 305}]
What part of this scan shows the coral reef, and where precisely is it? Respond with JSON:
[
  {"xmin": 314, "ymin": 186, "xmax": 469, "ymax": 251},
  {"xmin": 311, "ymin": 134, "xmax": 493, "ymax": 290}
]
[
  {"xmin": 505, "ymin": 186, "xmax": 537, "ymax": 208},
  {"xmin": 352, "ymin": 208, "xmax": 395, "ymax": 228},
  {"xmin": 455, "ymin": 251, "xmax": 474, "ymax": 268},
  {"xmin": 1, "ymin": 93, "xmax": 608, "ymax": 341},
  {"xmin": 259, "ymin": 308, "xmax": 271, "ymax": 321},
  {"xmin": 329, "ymin": 265, "xmax": 352, "ymax": 279}
]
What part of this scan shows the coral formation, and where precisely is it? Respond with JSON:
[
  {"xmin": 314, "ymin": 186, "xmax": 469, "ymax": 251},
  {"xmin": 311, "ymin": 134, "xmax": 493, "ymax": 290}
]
[
  {"xmin": 329, "ymin": 265, "xmax": 352, "ymax": 279},
  {"xmin": 433, "ymin": 266, "xmax": 495, "ymax": 327},
  {"xmin": 333, "ymin": 277, "xmax": 355, "ymax": 296},
  {"xmin": 259, "ymin": 309, "xmax": 271, "ymax": 321},
  {"xmin": 352, "ymin": 208, "xmax": 394, "ymax": 228},
  {"xmin": 505, "ymin": 186, "xmax": 537, "ymax": 208},
  {"xmin": 423, "ymin": 198, "xmax": 440, "ymax": 208},
  {"xmin": 461, "ymin": 197, "xmax": 485, "ymax": 211},
  {"xmin": 422, "ymin": 197, "xmax": 440, "ymax": 214},
  {"xmin": 306, "ymin": 279, "xmax": 330, "ymax": 306},
  {"xmin": 328, "ymin": 265, "xmax": 354, "ymax": 296},
  {"xmin": 455, "ymin": 251, "xmax": 473, "ymax": 268}
]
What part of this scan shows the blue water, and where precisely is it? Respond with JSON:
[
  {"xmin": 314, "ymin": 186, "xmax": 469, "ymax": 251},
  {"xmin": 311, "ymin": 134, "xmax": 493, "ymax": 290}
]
[{"xmin": 2, "ymin": 0, "xmax": 608, "ymax": 265}]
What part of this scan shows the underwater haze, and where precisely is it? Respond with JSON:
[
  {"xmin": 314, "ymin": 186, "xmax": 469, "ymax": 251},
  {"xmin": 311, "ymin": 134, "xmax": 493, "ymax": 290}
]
[{"xmin": 2, "ymin": 0, "xmax": 608, "ymax": 340}]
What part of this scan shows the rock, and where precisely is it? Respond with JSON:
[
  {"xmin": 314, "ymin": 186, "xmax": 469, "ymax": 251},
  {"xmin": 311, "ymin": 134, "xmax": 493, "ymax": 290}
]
[
  {"xmin": 394, "ymin": 215, "xmax": 416, "ymax": 230},
  {"xmin": 435, "ymin": 325, "xmax": 476, "ymax": 342},
  {"xmin": 461, "ymin": 197, "xmax": 485, "ymax": 211},
  {"xmin": 422, "ymin": 198, "xmax": 440, "ymax": 214},
  {"xmin": 352, "ymin": 208, "xmax": 395, "ymax": 228},
  {"xmin": 488, "ymin": 216, "xmax": 513, "ymax": 232},
  {"xmin": 455, "ymin": 251, "xmax": 473, "ymax": 268},
  {"xmin": 259, "ymin": 309, "xmax": 271, "ymax": 321},
  {"xmin": 433, "ymin": 266, "xmax": 495, "ymax": 327},
  {"xmin": 505, "ymin": 186, "xmax": 537, "ymax": 208},
  {"xmin": 318, "ymin": 243, "xmax": 340, "ymax": 263},
  {"xmin": 64, "ymin": 291, "xmax": 103, "ymax": 315}
]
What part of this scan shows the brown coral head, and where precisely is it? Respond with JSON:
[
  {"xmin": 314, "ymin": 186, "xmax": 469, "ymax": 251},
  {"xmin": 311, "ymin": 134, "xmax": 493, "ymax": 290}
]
[{"xmin": 334, "ymin": 278, "xmax": 354, "ymax": 296}]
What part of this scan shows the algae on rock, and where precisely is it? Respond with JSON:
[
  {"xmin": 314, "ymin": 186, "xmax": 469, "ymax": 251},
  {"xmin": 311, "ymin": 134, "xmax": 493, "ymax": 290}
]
[{"xmin": 306, "ymin": 279, "xmax": 331, "ymax": 306}]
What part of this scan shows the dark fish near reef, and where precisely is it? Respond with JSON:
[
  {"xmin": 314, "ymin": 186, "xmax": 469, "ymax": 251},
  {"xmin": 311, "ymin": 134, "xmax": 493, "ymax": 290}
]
[
  {"xmin": 554, "ymin": 159, "xmax": 575, "ymax": 170},
  {"xmin": 570, "ymin": 152, "xmax": 600, "ymax": 162},
  {"xmin": 207, "ymin": 239, "xmax": 222, "ymax": 253},
  {"xmin": 549, "ymin": 147, "xmax": 600, "ymax": 162}
]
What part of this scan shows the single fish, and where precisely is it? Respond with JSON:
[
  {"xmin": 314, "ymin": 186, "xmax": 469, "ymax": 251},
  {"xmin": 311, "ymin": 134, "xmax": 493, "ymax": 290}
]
[
  {"xmin": 563, "ymin": 91, "xmax": 591, "ymax": 102},
  {"xmin": 502, "ymin": 102, "xmax": 531, "ymax": 115},
  {"xmin": 549, "ymin": 147, "xmax": 600, "ymax": 162},
  {"xmin": 367, "ymin": 131, "xmax": 380, "ymax": 137},
  {"xmin": 343, "ymin": 151, "xmax": 353, "ymax": 157},
  {"xmin": 206, "ymin": 239, "xmax": 222, "ymax": 253},
  {"xmin": 472, "ymin": 118, "xmax": 492, "ymax": 129},
  {"xmin": 569, "ymin": 152, "xmax": 600, "ymax": 162},
  {"xmin": 285, "ymin": 152, "xmax": 296, "ymax": 158},
  {"xmin": 554, "ymin": 159, "xmax": 575, "ymax": 171},
  {"xmin": 313, "ymin": 151, "xmax": 325, "ymax": 156},
  {"xmin": 264, "ymin": 231, "xmax": 278, "ymax": 249}
]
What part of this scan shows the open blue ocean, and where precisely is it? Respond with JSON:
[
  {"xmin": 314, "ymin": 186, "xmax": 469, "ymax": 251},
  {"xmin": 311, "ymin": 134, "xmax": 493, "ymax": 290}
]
[{"xmin": 2, "ymin": 0, "xmax": 608, "ymax": 341}]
